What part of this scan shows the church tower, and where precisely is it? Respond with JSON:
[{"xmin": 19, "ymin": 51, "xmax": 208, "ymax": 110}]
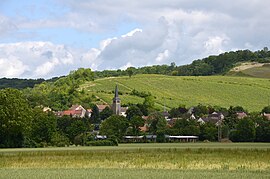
[{"xmin": 112, "ymin": 85, "xmax": 121, "ymax": 115}]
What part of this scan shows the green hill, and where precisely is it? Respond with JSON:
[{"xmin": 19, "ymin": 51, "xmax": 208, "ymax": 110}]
[{"xmin": 80, "ymin": 74, "xmax": 270, "ymax": 112}]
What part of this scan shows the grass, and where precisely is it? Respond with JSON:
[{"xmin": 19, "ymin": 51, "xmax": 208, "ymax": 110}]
[
  {"xmin": 0, "ymin": 168, "xmax": 269, "ymax": 179},
  {"xmin": 241, "ymin": 65, "xmax": 270, "ymax": 78},
  {"xmin": 228, "ymin": 62, "xmax": 270, "ymax": 78},
  {"xmin": 0, "ymin": 143, "xmax": 269, "ymax": 178},
  {"xmin": 81, "ymin": 74, "xmax": 270, "ymax": 112}
]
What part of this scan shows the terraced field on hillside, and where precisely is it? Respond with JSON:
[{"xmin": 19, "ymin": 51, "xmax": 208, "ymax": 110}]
[
  {"xmin": 81, "ymin": 74, "xmax": 270, "ymax": 112},
  {"xmin": 228, "ymin": 62, "xmax": 270, "ymax": 78}
]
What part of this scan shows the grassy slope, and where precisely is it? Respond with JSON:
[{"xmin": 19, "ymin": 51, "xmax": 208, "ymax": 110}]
[
  {"xmin": 241, "ymin": 65, "xmax": 270, "ymax": 78},
  {"xmin": 227, "ymin": 63, "xmax": 270, "ymax": 78},
  {"xmin": 81, "ymin": 74, "xmax": 270, "ymax": 112},
  {"xmin": 0, "ymin": 143, "xmax": 269, "ymax": 178}
]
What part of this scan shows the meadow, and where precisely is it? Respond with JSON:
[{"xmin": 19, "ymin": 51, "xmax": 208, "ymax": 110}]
[
  {"xmin": 81, "ymin": 74, "xmax": 270, "ymax": 111},
  {"xmin": 0, "ymin": 143, "xmax": 269, "ymax": 178}
]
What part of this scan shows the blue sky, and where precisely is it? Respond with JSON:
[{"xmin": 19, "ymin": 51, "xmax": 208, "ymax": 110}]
[{"xmin": 0, "ymin": 0, "xmax": 269, "ymax": 78}]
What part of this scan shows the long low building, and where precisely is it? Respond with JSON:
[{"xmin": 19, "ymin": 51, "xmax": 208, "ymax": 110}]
[{"xmin": 123, "ymin": 135, "xmax": 199, "ymax": 142}]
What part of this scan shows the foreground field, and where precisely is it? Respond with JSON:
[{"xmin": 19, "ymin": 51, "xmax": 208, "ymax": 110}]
[
  {"xmin": 81, "ymin": 74, "xmax": 270, "ymax": 111},
  {"xmin": 0, "ymin": 143, "xmax": 269, "ymax": 178}
]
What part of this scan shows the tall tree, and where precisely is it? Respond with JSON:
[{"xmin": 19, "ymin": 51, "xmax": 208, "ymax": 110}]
[
  {"xmin": 126, "ymin": 105, "xmax": 143, "ymax": 120},
  {"xmin": 126, "ymin": 67, "xmax": 135, "ymax": 78},
  {"xmin": 130, "ymin": 116, "xmax": 145, "ymax": 136},
  {"xmin": 99, "ymin": 115, "xmax": 129, "ymax": 141},
  {"xmin": 0, "ymin": 88, "xmax": 32, "ymax": 148},
  {"xmin": 90, "ymin": 105, "xmax": 100, "ymax": 124},
  {"xmin": 100, "ymin": 106, "xmax": 113, "ymax": 121},
  {"xmin": 30, "ymin": 108, "xmax": 57, "ymax": 146},
  {"xmin": 230, "ymin": 118, "xmax": 255, "ymax": 142}
]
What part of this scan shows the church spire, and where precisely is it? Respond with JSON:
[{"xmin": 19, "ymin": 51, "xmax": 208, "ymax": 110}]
[
  {"xmin": 114, "ymin": 84, "xmax": 119, "ymax": 98},
  {"xmin": 112, "ymin": 84, "xmax": 121, "ymax": 115}
]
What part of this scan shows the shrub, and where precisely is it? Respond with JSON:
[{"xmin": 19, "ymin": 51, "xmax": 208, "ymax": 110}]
[{"xmin": 51, "ymin": 132, "xmax": 70, "ymax": 147}]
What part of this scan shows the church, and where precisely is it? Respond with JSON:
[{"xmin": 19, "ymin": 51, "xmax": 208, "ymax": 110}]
[{"xmin": 112, "ymin": 85, "xmax": 128, "ymax": 117}]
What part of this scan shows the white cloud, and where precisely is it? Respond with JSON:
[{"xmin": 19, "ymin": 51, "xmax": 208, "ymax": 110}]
[
  {"xmin": 0, "ymin": 42, "xmax": 77, "ymax": 78},
  {"xmin": 0, "ymin": 57, "xmax": 29, "ymax": 78},
  {"xmin": 204, "ymin": 35, "xmax": 230, "ymax": 55},
  {"xmin": 120, "ymin": 62, "xmax": 133, "ymax": 70},
  {"xmin": 34, "ymin": 58, "xmax": 60, "ymax": 77},
  {"xmin": 155, "ymin": 50, "xmax": 169, "ymax": 62}
]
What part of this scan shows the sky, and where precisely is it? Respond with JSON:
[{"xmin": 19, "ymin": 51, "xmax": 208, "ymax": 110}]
[{"xmin": 0, "ymin": 0, "xmax": 269, "ymax": 79}]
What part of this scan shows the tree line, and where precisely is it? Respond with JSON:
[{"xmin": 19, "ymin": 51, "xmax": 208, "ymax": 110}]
[{"xmin": 0, "ymin": 78, "xmax": 45, "ymax": 89}]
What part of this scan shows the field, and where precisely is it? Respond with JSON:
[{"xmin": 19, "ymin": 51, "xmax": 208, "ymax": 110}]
[
  {"xmin": 228, "ymin": 62, "xmax": 270, "ymax": 78},
  {"xmin": 0, "ymin": 143, "xmax": 269, "ymax": 178},
  {"xmin": 81, "ymin": 74, "xmax": 270, "ymax": 112}
]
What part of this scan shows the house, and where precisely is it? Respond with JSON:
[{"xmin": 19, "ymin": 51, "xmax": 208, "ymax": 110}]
[
  {"xmin": 263, "ymin": 113, "xmax": 270, "ymax": 120},
  {"xmin": 197, "ymin": 112, "xmax": 224, "ymax": 126},
  {"xmin": 96, "ymin": 104, "xmax": 110, "ymax": 112},
  {"xmin": 162, "ymin": 111, "xmax": 170, "ymax": 120},
  {"xmin": 197, "ymin": 117, "xmax": 206, "ymax": 124},
  {"xmin": 43, "ymin": 107, "xmax": 52, "ymax": 113},
  {"xmin": 236, "ymin": 112, "xmax": 247, "ymax": 119},
  {"xmin": 120, "ymin": 107, "xmax": 128, "ymax": 117},
  {"xmin": 57, "ymin": 104, "xmax": 89, "ymax": 118},
  {"xmin": 139, "ymin": 116, "xmax": 150, "ymax": 132}
]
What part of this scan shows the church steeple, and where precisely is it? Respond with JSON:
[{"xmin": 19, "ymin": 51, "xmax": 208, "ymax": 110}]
[
  {"xmin": 112, "ymin": 84, "xmax": 121, "ymax": 115},
  {"xmin": 114, "ymin": 84, "xmax": 119, "ymax": 98}
]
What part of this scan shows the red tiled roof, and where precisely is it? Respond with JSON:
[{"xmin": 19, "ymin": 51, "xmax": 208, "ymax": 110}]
[{"xmin": 63, "ymin": 109, "xmax": 83, "ymax": 116}]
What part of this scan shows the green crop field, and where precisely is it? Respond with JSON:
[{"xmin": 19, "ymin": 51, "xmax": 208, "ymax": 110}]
[
  {"xmin": 81, "ymin": 74, "xmax": 270, "ymax": 112},
  {"xmin": 0, "ymin": 143, "xmax": 269, "ymax": 178}
]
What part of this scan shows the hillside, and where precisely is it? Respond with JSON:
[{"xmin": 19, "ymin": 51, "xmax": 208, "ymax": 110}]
[
  {"xmin": 80, "ymin": 74, "xmax": 270, "ymax": 112},
  {"xmin": 227, "ymin": 62, "xmax": 270, "ymax": 78}
]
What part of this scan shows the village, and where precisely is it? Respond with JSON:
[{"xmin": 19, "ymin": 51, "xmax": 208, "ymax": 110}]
[{"xmin": 41, "ymin": 85, "xmax": 270, "ymax": 144}]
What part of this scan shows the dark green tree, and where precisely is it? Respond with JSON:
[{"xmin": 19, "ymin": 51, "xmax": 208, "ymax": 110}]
[
  {"xmin": 30, "ymin": 108, "xmax": 57, "ymax": 146},
  {"xmin": 90, "ymin": 105, "xmax": 100, "ymax": 124},
  {"xmin": 100, "ymin": 106, "xmax": 113, "ymax": 120},
  {"xmin": 250, "ymin": 114, "xmax": 270, "ymax": 142},
  {"xmin": 230, "ymin": 118, "xmax": 255, "ymax": 142},
  {"xmin": 148, "ymin": 112, "xmax": 167, "ymax": 135},
  {"xmin": 126, "ymin": 105, "xmax": 143, "ymax": 120},
  {"xmin": 262, "ymin": 106, "xmax": 270, "ymax": 114},
  {"xmin": 57, "ymin": 115, "xmax": 73, "ymax": 135},
  {"xmin": 130, "ymin": 116, "xmax": 145, "ymax": 136},
  {"xmin": 99, "ymin": 115, "xmax": 129, "ymax": 141},
  {"xmin": 66, "ymin": 119, "xmax": 87, "ymax": 143},
  {"xmin": 199, "ymin": 122, "xmax": 218, "ymax": 141},
  {"xmin": 193, "ymin": 104, "xmax": 209, "ymax": 117},
  {"xmin": 0, "ymin": 88, "xmax": 32, "ymax": 148},
  {"xmin": 126, "ymin": 67, "xmax": 135, "ymax": 78},
  {"xmin": 136, "ymin": 103, "xmax": 149, "ymax": 116}
]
